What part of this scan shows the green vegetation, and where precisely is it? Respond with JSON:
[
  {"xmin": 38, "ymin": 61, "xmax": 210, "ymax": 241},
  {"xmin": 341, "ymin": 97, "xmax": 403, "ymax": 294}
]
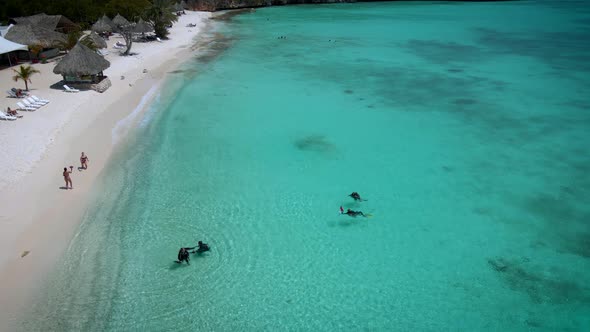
[
  {"xmin": 1, "ymin": 0, "xmax": 180, "ymax": 32},
  {"xmin": 146, "ymin": 0, "xmax": 179, "ymax": 39},
  {"xmin": 12, "ymin": 65, "xmax": 41, "ymax": 91},
  {"xmin": 58, "ymin": 31, "xmax": 83, "ymax": 53},
  {"xmin": 80, "ymin": 36, "xmax": 100, "ymax": 51}
]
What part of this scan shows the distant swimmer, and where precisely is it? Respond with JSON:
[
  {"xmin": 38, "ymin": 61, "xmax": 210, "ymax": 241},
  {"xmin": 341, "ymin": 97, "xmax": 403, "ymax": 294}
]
[
  {"xmin": 349, "ymin": 192, "xmax": 366, "ymax": 201},
  {"xmin": 192, "ymin": 241, "xmax": 210, "ymax": 254},
  {"xmin": 340, "ymin": 206, "xmax": 367, "ymax": 218},
  {"xmin": 176, "ymin": 246, "xmax": 196, "ymax": 265}
]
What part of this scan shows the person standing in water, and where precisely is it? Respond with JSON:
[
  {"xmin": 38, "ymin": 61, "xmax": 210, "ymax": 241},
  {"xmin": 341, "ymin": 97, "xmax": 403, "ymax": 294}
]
[
  {"xmin": 80, "ymin": 152, "xmax": 89, "ymax": 170},
  {"xmin": 177, "ymin": 246, "xmax": 197, "ymax": 265},
  {"xmin": 63, "ymin": 166, "xmax": 73, "ymax": 189}
]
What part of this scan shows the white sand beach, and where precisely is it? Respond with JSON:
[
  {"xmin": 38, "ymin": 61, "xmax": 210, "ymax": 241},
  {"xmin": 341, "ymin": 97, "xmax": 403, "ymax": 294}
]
[{"xmin": 0, "ymin": 11, "xmax": 212, "ymax": 327}]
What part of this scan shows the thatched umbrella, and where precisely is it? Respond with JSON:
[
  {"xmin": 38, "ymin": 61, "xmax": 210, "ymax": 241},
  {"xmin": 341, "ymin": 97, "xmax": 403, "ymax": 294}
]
[
  {"xmin": 53, "ymin": 43, "xmax": 110, "ymax": 77},
  {"xmin": 112, "ymin": 14, "xmax": 130, "ymax": 28},
  {"xmin": 84, "ymin": 32, "xmax": 107, "ymax": 49},
  {"xmin": 132, "ymin": 19, "xmax": 153, "ymax": 34},
  {"xmin": 174, "ymin": 3, "xmax": 183, "ymax": 12},
  {"xmin": 92, "ymin": 15, "xmax": 113, "ymax": 33},
  {"xmin": 4, "ymin": 24, "xmax": 66, "ymax": 48}
]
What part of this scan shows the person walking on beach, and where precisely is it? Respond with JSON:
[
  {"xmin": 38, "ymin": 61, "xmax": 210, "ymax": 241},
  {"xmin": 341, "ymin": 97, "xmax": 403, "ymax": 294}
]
[
  {"xmin": 80, "ymin": 152, "xmax": 89, "ymax": 170},
  {"xmin": 63, "ymin": 166, "xmax": 73, "ymax": 189}
]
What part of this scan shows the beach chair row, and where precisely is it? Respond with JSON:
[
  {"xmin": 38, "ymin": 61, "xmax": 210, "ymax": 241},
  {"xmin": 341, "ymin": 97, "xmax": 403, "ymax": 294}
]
[
  {"xmin": 1, "ymin": 96, "xmax": 50, "ymax": 121},
  {"xmin": 7, "ymin": 85, "xmax": 79, "ymax": 97}
]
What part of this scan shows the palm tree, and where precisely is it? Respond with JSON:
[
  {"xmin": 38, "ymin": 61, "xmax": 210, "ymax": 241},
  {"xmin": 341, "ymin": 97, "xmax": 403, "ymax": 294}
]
[
  {"xmin": 145, "ymin": 0, "xmax": 178, "ymax": 39},
  {"xmin": 80, "ymin": 36, "xmax": 100, "ymax": 51},
  {"xmin": 58, "ymin": 31, "xmax": 83, "ymax": 53},
  {"xmin": 12, "ymin": 65, "xmax": 41, "ymax": 91}
]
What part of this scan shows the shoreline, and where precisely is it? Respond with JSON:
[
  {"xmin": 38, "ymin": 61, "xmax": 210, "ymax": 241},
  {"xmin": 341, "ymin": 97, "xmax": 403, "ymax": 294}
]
[{"xmin": 0, "ymin": 11, "xmax": 216, "ymax": 329}]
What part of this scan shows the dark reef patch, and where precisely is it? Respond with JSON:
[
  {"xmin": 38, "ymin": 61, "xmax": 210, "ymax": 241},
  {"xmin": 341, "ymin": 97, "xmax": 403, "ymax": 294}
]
[
  {"xmin": 561, "ymin": 99, "xmax": 590, "ymax": 111},
  {"xmin": 487, "ymin": 257, "xmax": 590, "ymax": 304},
  {"xmin": 453, "ymin": 98, "xmax": 477, "ymax": 106},
  {"xmin": 475, "ymin": 27, "xmax": 590, "ymax": 71},
  {"xmin": 210, "ymin": 8, "xmax": 254, "ymax": 21},
  {"xmin": 192, "ymin": 33, "xmax": 234, "ymax": 65},
  {"xmin": 294, "ymin": 135, "xmax": 337, "ymax": 154},
  {"xmin": 522, "ymin": 194, "xmax": 577, "ymax": 225},
  {"xmin": 517, "ymin": 192, "xmax": 590, "ymax": 258},
  {"xmin": 404, "ymin": 40, "xmax": 485, "ymax": 64},
  {"xmin": 441, "ymin": 165, "xmax": 454, "ymax": 172}
]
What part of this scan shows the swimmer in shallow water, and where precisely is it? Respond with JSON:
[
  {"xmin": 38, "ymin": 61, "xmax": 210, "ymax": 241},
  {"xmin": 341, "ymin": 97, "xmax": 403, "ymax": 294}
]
[
  {"xmin": 340, "ymin": 206, "xmax": 367, "ymax": 218},
  {"xmin": 349, "ymin": 192, "xmax": 366, "ymax": 201},
  {"xmin": 192, "ymin": 241, "xmax": 210, "ymax": 254},
  {"xmin": 176, "ymin": 246, "xmax": 196, "ymax": 265}
]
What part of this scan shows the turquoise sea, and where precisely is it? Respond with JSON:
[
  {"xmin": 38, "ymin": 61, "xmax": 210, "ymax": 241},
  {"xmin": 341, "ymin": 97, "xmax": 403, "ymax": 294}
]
[{"xmin": 21, "ymin": 1, "xmax": 590, "ymax": 330}]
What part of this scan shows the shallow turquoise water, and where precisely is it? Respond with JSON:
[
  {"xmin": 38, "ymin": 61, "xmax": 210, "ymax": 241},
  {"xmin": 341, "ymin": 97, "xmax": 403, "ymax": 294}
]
[{"xmin": 23, "ymin": 1, "xmax": 590, "ymax": 330}]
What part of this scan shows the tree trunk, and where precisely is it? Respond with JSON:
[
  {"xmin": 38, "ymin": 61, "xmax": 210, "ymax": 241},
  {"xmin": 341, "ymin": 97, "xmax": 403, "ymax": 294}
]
[
  {"xmin": 124, "ymin": 40, "xmax": 133, "ymax": 55},
  {"xmin": 24, "ymin": 80, "xmax": 29, "ymax": 91}
]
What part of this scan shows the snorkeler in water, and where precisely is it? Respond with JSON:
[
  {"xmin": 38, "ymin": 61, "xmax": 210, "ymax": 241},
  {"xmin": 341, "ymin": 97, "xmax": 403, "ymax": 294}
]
[
  {"xmin": 349, "ymin": 192, "xmax": 366, "ymax": 201},
  {"xmin": 192, "ymin": 241, "xmax": 210, "ymax": 254},
  {"xmin": 340, "ymin": 206, "xmax": 367, "ymax": 218}
]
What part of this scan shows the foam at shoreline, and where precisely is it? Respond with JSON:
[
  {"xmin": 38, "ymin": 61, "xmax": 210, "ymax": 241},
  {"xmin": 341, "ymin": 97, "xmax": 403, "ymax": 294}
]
[{"xmin": 112, "ymin": 84, "xmax": 160, "ymax": 145}]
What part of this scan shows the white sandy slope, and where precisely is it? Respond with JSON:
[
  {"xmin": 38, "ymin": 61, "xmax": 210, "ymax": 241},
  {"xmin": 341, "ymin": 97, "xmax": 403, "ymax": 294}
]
[{"xmin": 0, "ymin": 11, "xmax": 214, "ymax": 329}]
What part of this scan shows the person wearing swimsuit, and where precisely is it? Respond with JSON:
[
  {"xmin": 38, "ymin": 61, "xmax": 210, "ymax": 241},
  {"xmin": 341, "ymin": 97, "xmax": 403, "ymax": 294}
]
[
  {"xmin": 177, "ymin": 246, "xmax": 197, "ymax": 265},
  {"xmin": 63, "ymin": 166, "xmax": 73, "ymax": 189},
  {"xmin": 349, "ymin": 192, "xmax": 366, "ymax": 201},
  {"xmin": 80, "ymin": 152, "xmax": 89, "ymax": 170},
  {"xmin": 340, "ymin": 206, "xmax": 366, "ymax": 217}
]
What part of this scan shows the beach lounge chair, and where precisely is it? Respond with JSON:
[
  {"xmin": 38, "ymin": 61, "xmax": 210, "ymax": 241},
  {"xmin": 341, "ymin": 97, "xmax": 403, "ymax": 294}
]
[
  {"xmin": 16, "ymin": 102, "xmax": 36, "ymax": 111},
  {"xmin": 6, "ymin": 90, "xmax": 26, "ymax": 98},
  {"xmin": 25, "ymin": 97, "xmax": 45, "ymax": 107},
  {"xmin": 11, "ymin": 88, "xmax": 29, "ymax": 96},
  {"xmin": 2, "ymin": 110, "xmax": 22, "ymax": 118},
  {"xmin": 0, "ymin": 112, "xmax": 17, "ymax": 121},
  {"xmin": 31, "ymin": 95, "xmax": 50, "ymax": 104},
  {"xmin": 64, "ymin": 85, "xmax": 80, "ymax": 93},
  {"xmin": 97, "ymin": 49, "xmax": 109, "ymax": 56},
  {"xmin": 27, "ymin": 96, "xmax": 47, "ymax": 106},
  {"xmin": 21, "ymin": 99, "xmax": 41, "ymax": 109}
]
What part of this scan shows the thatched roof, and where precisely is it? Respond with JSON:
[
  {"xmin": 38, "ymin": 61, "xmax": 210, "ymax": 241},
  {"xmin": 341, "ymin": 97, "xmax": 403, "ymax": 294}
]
[
  {"xmin": 84, "ymin": 32, "xmax": 107, "ymax": 49},
  {"xmin": 4, "ymin": 24, "xmax": 66, "ymax": 48},
  {"xmin": 10, "ymin": 13, "xmax": 78, "ymax": 33},
  {"xmin": 53, "ymin": 43, "xmax": 110, "ymax": 76},
  {"xmin": 92, "ymin": 15, "xmax": 113, "ymax": 33},
  {"xmin": 112, "ymin": 14, "xmax": 130, "ymax": 28},
  {"xmin": 102, "ymin": 14, "xmax": 115, "ymax": 27},
  {"xmin": 133, "ymin": 19, "xmax": 153, "ymax": 34}
]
